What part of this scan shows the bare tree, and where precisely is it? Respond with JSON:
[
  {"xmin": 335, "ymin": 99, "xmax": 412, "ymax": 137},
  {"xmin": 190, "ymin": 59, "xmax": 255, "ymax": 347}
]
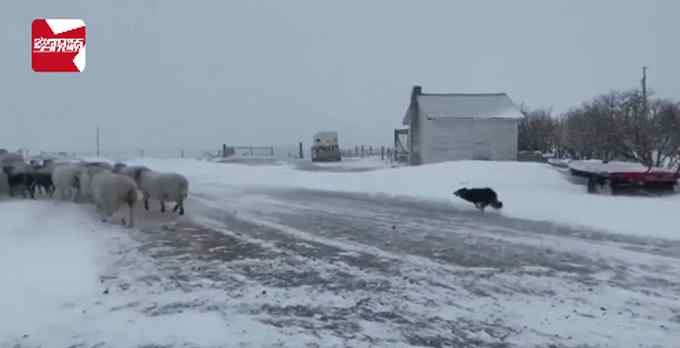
[
  {"xmin": 524, "ymin": 87, "xmax": 680, "ymax": 172},
  {"xmin": 518, "ymin": 106, "xmax": 558, "ymax": 154},
  {"xmin": 648, "ymin": 100, "xmax": 680, "ymax": 168}
]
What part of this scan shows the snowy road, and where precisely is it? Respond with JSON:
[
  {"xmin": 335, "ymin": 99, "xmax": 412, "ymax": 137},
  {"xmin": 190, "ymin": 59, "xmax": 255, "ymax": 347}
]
[{"xmin": 69, "ymin": 183, "xmax": 680, "ymax": 348}]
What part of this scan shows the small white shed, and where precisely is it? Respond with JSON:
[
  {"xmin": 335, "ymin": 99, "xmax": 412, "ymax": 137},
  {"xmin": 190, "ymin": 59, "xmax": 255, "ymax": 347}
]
[{"xmin": 402, "ymin": 86, "xmax": 523, "ymax": 165}]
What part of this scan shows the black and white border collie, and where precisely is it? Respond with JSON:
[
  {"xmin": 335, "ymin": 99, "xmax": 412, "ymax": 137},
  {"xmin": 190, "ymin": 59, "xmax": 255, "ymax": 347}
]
[{"xmin": 453, "ymin": 187, "xmax": 503, "ymax": 212}]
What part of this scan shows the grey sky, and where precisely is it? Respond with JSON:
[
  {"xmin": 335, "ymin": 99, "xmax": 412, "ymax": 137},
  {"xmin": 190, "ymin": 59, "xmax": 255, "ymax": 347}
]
[{"xmin": 1, "ymin": 0, "xmax": 678, "ymax": 154}]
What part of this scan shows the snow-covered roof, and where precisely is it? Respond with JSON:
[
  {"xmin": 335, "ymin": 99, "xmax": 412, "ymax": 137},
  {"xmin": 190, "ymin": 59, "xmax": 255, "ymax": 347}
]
[
  {"xmin": 313, "ymin": 131, "xmax": 338, "ymax": 139},
  {"xmin": 402, "ymin": 93, "xmax": 524, "ymax": 125}
]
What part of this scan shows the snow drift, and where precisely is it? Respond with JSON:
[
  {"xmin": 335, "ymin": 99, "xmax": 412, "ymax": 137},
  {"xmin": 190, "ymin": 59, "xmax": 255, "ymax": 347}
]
[{"xmin": 127, "ymin": 158, "xmax": 680, "ymax": 240}]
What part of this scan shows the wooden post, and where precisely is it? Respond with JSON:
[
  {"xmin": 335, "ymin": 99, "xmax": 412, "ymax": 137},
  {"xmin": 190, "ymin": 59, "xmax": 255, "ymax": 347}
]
[
  {"xmin": 361, "ymin": 146, "xmax": 365, "ymax": 158},
  {"xmin": 222, "ymin": 144, "xmax": 227, "ymax": 158},
  {"xmin": 181, "ymin": 149, "xmax": 184, "ymax": 158},
  {"xmin": 381, "ymin": 146, "xmax": 385, "ymax": 160},
  {"xmin": 355, "ymin": 146, "xmax": 359, "ymax": 157},
  {"xmin": 299, "ymin": 142, "xmax": 304, "ymax": 159}
]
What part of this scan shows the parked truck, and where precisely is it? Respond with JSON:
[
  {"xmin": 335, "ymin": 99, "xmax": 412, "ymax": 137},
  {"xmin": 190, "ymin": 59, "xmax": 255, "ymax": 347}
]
[{"xmin": 311, "ymin": 131, "xmax": 341, "ymax": 162}]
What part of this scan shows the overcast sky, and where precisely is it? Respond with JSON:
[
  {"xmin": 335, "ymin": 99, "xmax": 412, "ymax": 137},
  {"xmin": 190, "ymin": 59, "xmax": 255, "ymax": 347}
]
[{"xmin": 1, "ymin": 0, "xmax": 678, "ymax": 154}]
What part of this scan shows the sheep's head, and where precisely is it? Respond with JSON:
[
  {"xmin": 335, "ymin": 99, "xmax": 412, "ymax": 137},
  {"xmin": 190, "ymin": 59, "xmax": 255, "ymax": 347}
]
[{"xmin": 113, "ymin": 163, "xmax": 127, "ymax": 173}]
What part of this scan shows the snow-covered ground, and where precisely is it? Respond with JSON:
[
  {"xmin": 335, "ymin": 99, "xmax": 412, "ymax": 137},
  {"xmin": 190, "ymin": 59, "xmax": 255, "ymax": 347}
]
[
  {"xmin": 2, "ymin": 158, "xmax": 679, "ymax": 347},
  {"xmin": 310, "ymin": 157, "xmax": 394, "ymax": 169},
  {"xmin": 127, "ymin": 158, "xmax": 680, "ymax": 240},
  {"xmin": 0, "ymin": 199, "xmax": 344, "ymax": 347}
]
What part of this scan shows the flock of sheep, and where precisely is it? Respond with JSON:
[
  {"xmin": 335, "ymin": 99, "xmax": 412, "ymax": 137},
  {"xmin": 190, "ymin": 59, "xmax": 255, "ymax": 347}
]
[{"xmin": 0, "ymin": 152, "xmax": 189, "ymax": 228}]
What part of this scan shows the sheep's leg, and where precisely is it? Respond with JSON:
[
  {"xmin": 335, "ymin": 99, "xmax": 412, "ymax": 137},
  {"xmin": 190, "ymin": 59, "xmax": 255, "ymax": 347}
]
[
  {"xmin": 160, "ymin": 201, "xmax": 165, "ymax": 213},
  {"xmin": 143, "ymin": 192, "xmax": 150, "ymax": 211},
  {"xmin": 28, "ymin": 184, "xmax": 36, "ymax": 199},
  {"xmin": 179, "ymin": 202, "xmax": 184, "ymax": 215},
  {"xmin": 73, "ymin": 189, "xmax": 81, "ymax": 203},
  {"xmin": 172, "ymin": 202, "xmax": 180, "ymax": 213},
  {"xmin": 127, "ymin": 204, "xmax": 135, "ymax": 228}
]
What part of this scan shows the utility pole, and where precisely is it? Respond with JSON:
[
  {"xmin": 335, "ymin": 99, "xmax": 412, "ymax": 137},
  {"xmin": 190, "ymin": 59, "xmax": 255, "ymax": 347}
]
[
  {"xmin": 96, "ymin": 124, "xmax": 100, "ymax": 157},
  {"xmin": 641, "ymin": 66, "xmax": 648, "ymax": 116}
]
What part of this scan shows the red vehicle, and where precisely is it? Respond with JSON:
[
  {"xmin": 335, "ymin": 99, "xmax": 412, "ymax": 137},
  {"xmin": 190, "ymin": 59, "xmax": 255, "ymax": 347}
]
[{"xmin": 568, "ymin": 160, "xmax": 680, "ymax": 194}]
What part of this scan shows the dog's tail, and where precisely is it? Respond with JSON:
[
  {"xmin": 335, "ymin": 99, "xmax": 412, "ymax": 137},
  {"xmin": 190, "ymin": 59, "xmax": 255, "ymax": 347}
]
[{"xmin": 491, "ymin": 200, "xmax": 503, "ymax": 209}]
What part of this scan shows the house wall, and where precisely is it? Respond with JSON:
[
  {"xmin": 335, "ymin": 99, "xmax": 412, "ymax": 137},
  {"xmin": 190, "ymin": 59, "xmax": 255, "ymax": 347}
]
[
  {"xmin": 419, "ymin": 117, "xmax": 518, "ymax": 164},
  {"xmin": 407, "ymin": 104, "xmax": 422, "ymax": 165}
]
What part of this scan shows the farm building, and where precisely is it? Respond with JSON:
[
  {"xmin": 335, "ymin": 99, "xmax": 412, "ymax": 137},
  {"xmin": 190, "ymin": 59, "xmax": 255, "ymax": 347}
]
[{"xmin": 401, "ymin": 85, "xmax": 524, "ymax": 165}]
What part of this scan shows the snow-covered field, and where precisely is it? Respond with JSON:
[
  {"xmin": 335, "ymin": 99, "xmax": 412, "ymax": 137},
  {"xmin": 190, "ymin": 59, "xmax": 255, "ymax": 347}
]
[
  {"xmin": 128, "ymin": 158, "xmax": 680, "ymax": 240},
  {"xmin": 1, "ymin": 158, "xmax": 679, "ymax": 347}
]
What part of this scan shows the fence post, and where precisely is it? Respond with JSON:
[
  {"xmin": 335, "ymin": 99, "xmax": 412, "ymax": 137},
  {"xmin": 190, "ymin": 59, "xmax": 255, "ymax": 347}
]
[
  {"xmin": 381, "ymin": 146, "xmax": 385, "ymax": 160},
  {"xmin": 361, "ymin": 146, "xmax": 365, "ymax": 158},
  {"xmin": 222, "ymin": 144, "xmax": 227, "ymax": 157},
  {"xmin": 299, "ymin": 142, "xmax": 304, "ymax": 159}
]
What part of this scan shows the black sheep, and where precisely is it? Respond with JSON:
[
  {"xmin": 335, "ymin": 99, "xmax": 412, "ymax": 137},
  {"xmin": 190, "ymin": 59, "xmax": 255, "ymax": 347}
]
[
  {"xmin": 32, "ymin": 172, "xmax": 55, "ymax": 197},
  {"xmin": 2, "ymin": 166, "xmax": 36, "ymax": 199}
]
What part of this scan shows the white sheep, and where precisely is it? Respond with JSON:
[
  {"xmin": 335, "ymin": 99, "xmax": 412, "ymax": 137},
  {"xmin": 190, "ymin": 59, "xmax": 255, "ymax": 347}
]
[
  {"xmin": 89, "ymin": 170, "xmax": 138, "ymax": 228},
  {"xmin": 51, "ymin": 163, "xmax": 84, "ymax": 201},
  {"xmin": 116, "ymin": 165, "xmax": 150, "ymax": 178},
  {"xmin": 132, "ymin": 168, "xmax": 189, "ymax": 215},
  {"xmin": 76, "ymin": 164, "xmax": 113, "ymax": 203}
]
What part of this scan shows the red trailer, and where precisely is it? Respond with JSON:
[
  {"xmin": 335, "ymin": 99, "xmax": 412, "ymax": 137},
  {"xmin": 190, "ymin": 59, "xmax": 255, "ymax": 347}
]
[{"xmin": 568, "ymin": 160, "xmax": 679, "ymax": 194}]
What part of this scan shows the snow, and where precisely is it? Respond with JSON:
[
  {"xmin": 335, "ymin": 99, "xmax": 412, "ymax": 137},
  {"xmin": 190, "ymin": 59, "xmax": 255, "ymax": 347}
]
[
  {"xmin": 128, "ymin": 158, "xmax": 680, "ymax": 240},
  {"xmin": 314, "ymin": 157, "xmax": 389, "ymax": 168},
  {"xmin": 2, "ymin": 158, "xmax": 679, "ymax": 347},
  {"xmin": 0, "ymin": 200, "xmax": 101, "ymax": 345},
  {"xmin": 0, "ymin": 201, "xmax": 262, "ymax": 347},
  {"xmin": 569, "ymin": 160, "xmax": 677, "ymax": 174}
]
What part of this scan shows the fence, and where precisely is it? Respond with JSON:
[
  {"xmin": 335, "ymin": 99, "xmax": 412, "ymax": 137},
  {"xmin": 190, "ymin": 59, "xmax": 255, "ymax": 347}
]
[
  {"xmin": 340, "ymin": 145, "xmax": 395, "ymax": 161},
  {"xmin": 23, "ymin": 144, "xmax": 397, "ymax": 163}
]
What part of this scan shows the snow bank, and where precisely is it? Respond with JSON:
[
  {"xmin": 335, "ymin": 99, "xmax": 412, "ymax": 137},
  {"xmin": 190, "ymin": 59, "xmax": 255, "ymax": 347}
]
[
  {"xmin": 311, "ymin": 157, "xmax": 393, "ymax": 170},
  {"xmin": 128, "ymin": 158, "xmax": 680, "ymax": 240}
]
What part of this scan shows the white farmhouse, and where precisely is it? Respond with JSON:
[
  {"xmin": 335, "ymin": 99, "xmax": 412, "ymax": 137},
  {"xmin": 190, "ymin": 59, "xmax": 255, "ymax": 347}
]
[{"xmin": 402, "ymin": 85, "xmax": 523, "ymax": 165}]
